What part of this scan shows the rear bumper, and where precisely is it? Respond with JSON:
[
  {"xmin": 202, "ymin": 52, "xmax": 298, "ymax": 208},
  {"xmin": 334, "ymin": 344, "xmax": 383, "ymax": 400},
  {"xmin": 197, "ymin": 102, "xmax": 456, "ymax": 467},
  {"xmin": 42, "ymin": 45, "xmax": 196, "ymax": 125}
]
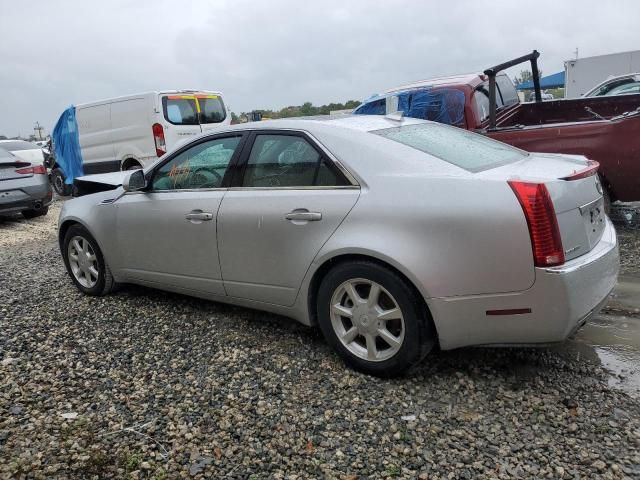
[
  {"xmin": 430, "ymin": 218, "xmax": 619, "ymax": 350},
  {"xmin": 0, "ymin": 182, "xmax": 53, "ymax": 215}
]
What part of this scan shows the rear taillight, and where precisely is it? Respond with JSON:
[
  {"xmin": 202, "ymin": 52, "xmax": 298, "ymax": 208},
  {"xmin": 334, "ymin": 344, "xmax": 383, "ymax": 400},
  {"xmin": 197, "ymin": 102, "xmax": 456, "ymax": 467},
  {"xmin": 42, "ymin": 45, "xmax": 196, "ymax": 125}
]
[
  {"xmin": 561, "ymin": 160, "xmax": 599, "ymax": 181},
  {"xmin": 152, "ymin": 123, "xmax": 166, "ymax": 157},
  {"xmin": 509, "ymin": 181, "xmax": 565, "ymax": 267},
  {"xmin": 15, "ymin": 164, "xmax": 47, "ymax": 175}
]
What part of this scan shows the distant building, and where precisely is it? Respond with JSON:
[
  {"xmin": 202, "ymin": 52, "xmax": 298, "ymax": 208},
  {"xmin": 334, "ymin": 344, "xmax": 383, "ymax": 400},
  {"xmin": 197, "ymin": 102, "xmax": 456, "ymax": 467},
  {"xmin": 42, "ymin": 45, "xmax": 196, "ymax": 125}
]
[{"xmin": 564, "ymin": 50, "xmax": 640, "ymax": 98}]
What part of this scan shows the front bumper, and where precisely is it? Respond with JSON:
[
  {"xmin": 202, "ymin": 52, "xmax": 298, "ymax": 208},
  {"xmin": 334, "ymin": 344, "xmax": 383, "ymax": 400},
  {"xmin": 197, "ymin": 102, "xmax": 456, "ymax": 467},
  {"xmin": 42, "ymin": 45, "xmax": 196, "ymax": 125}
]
[{"xmin": 429, "ymin": 218, "xmax": 619, "ymax": 350}]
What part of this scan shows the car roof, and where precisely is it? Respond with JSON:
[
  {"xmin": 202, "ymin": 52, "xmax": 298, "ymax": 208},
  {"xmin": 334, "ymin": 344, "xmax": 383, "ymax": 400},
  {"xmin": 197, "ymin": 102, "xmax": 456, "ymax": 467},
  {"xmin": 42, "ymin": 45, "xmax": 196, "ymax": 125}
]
[
  {"xmin": 220, "ymin": 115, "xmax": 429, "ymax": 134},
  {"xmin": 384, "ymin": 73, "xmax": 485, "ymax": 93},
  {"xmin": 586, "ymin": 73, "xmax": 640, "ymax": 92},
  {"xmin": 75, "ymin": 90, "xmax": 224, "ymax": 108}
]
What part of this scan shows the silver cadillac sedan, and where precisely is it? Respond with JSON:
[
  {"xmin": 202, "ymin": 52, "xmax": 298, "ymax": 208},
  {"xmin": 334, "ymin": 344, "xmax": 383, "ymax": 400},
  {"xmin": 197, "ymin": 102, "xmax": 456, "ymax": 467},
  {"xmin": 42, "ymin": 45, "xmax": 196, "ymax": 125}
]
[{"xmin": 58, "ymin": 116, "xmax": 619, "ymax": 376}]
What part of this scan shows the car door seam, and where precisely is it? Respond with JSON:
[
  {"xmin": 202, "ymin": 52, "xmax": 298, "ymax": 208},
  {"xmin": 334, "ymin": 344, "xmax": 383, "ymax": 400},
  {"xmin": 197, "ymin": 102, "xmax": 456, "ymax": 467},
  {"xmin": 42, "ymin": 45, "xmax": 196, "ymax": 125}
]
[{"xmin": 290, "ymin": 189, "xmax": 363, "ymax": 307}]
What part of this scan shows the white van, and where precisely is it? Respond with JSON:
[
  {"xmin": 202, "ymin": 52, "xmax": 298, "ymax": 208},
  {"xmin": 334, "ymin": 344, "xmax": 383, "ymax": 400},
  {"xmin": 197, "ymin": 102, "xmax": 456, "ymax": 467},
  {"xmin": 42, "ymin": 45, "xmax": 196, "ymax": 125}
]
[{"xmin": 51, "ymin": 90, "xmax": 230, "ymax": 190}]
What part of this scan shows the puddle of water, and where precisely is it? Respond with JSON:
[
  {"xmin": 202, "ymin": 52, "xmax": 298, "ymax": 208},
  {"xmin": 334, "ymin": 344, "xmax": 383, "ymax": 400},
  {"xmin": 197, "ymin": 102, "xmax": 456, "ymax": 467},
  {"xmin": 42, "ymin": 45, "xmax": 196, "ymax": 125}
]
[
  {"xmin": 610, "ymin": 201, "xmax": 640, "ymax": 229},
  {"xmin": 573, "ymin": 314, "xmax": 640, "ymax": 396}
]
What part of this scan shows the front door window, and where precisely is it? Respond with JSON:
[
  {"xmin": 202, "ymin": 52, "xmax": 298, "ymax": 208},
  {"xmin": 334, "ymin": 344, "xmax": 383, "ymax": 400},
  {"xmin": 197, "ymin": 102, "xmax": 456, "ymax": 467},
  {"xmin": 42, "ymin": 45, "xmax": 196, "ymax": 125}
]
[{"xmin": 152, "ymin": 136, "xmax": 241, "ymax": 190}]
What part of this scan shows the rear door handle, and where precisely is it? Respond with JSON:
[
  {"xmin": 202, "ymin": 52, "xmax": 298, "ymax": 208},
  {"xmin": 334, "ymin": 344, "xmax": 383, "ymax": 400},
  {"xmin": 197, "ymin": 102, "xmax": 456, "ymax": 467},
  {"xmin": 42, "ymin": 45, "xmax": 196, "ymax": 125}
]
[
  {"xmin": 185, "ymin": 211, "xmax": 213, "ymax": 221},
  {"xmin": 285, "ymin": 210, "xmax": 322, "ymax": 222}
]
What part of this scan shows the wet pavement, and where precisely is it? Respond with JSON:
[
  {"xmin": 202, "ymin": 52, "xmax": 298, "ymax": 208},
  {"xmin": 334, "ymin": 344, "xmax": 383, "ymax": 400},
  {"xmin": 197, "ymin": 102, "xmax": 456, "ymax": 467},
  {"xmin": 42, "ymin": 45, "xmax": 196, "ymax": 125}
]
[
  {"xmin": 574, "ymin": 314, "xmax": 640, "ymax": 396},
  {"xmin": 569, "ymin": 275, "xmax": 640, "ymax": 397}
]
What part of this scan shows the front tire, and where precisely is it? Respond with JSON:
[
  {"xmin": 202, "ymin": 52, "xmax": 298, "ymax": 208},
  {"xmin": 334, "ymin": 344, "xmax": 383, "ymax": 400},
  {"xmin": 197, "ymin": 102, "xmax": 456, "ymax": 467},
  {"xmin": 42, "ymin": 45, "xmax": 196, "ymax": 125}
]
[
  {"xmin": 317, "ymin": 261, "xmax": 436, "ymax": 377},
  {"xmin": 62, "ymin": 224, "xmax": 117, "ymax": 296}
]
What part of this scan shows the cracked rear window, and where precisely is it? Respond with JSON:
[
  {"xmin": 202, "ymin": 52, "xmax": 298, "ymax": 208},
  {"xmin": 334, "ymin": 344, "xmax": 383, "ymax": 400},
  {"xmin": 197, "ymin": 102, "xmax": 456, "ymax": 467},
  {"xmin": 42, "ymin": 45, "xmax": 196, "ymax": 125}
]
[{"xmin": 373, "ymin": 122, "xmax": 526, "ymax": 172}]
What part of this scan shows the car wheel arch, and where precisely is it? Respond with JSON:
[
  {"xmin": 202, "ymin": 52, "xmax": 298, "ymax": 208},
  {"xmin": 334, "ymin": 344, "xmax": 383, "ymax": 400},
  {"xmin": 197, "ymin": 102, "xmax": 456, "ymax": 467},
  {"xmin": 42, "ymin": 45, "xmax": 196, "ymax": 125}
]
[
  {"xmin": 306, "ymin": 252, "xmax": 438, "ymax": 342},
  {"xmin": 121, "ymin": 157, "xmax": 142, "ymax": 171},
  {"xmin": 58, "ymin": 219, "xmax": 104, "ymax": 254}
]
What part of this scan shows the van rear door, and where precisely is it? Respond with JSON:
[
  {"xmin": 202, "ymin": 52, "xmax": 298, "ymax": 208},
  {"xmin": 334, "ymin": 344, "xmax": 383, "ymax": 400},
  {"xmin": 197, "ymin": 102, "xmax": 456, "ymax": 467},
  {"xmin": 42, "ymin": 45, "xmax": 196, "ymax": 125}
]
[
  {"xmin": 196, "ymin": 94, "xmax": 229, "ymax": 133},
  {"xmin": 160, "ymin": 95, "xmax": 203, "ymax": 150}
]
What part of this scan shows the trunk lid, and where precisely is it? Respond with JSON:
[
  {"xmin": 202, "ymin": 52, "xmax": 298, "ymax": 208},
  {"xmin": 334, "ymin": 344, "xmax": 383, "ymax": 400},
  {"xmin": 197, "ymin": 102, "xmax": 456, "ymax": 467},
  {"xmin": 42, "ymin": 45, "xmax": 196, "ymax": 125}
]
[
  {"xmin": 478, "ymin": 153, "xmax": 605, "ymax": 261},
  {"xmin": 0, "ymin": 163, "xmax": 33, "ymax": 181},
  {"xmin": 8, "ymin": 148, "xmax": 44, "ymax": 163},
  {"xmin": 0, "ymin": 152, "xmax": 32, "ymax": 181}
]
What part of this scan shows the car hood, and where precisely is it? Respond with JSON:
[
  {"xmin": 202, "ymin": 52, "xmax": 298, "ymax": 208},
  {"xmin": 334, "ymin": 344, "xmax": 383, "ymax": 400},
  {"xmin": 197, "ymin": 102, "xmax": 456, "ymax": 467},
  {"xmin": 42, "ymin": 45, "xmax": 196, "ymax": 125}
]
[
  {"xmin": 75, "ymin": 171, "xmax": 129, "ymax": 186},
  {"xmin": 73, "ymin": 171, "xmax": 130, "ymax": 197}
]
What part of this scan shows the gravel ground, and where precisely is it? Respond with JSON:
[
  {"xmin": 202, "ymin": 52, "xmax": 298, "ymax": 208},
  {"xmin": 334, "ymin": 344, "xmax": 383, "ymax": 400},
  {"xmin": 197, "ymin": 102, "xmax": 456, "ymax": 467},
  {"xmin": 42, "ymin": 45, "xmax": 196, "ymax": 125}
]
[{"xmin": 1, "ymin": 202, "xmax": 640, "ymax": 479}]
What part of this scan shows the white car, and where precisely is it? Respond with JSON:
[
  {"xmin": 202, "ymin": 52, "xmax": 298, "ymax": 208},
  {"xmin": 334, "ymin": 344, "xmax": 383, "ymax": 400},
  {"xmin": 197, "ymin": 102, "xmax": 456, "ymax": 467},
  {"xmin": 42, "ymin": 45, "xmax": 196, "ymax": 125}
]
[
  {"xmin": 50, "ymin": 90, "xmax": 231, "ymax": 195},
  {"xmin": 584, "ymin": 73, "xmax": 640, "ymax": 97},
  {"xmin": 0, "ymin": 139, "xmax": 45, "ymax": 163},
  {"xmin": 527, "ymin": 91, "xmax": 555, "ymax": 102}
]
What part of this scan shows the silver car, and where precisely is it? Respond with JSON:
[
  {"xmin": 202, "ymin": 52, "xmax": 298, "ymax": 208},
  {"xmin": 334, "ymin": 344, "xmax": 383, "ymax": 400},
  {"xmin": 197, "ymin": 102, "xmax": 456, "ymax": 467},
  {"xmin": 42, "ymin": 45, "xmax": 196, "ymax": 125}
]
[
  {"xmin": 58, "ymin": 116, "xmax": 619, "ymax": 376},
  {"xmin": 0, "ymin": 147, "xmax": 52, "ymax": 218}
]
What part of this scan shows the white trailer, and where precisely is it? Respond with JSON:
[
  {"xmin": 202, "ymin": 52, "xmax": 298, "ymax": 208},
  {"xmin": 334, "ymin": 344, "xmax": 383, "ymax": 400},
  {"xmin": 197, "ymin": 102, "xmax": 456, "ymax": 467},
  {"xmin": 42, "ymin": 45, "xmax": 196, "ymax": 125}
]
[{"xmin": 564, "ymin": 50, "xmax": 640, "ymax": 98}]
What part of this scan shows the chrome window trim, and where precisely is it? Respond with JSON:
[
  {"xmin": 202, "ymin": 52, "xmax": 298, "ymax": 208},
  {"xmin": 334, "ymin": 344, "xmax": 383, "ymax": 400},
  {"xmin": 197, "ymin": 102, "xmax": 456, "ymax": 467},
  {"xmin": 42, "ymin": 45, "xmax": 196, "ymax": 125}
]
[
  {"xmin": 124, "ymin": 187, "xmax": 229, "ymax": 194},
  {"xmin": 227, "ymin": 185, "xmax": 360, "ymax": 192},
  {"xmin": 123, "ymin": 186, "xmax": 359, "ymax": 194},
  {"xmin": 186, "ymin": 127, "xmax": 361, "ymax": 188}
]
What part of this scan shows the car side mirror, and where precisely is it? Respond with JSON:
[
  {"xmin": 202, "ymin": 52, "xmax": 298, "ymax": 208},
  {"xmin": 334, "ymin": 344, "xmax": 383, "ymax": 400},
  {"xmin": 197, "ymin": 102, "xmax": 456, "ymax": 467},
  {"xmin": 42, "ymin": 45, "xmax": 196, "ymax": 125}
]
[{"xmin": 122, "ymin": 169, "xmax": 146, "ymax": 192}]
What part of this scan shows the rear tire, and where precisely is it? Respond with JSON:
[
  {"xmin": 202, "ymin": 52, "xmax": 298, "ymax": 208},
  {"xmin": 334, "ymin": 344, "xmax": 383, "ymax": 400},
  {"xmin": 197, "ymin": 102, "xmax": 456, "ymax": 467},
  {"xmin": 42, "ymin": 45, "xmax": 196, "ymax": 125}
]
[
  {"xmin": 62, "ymin": 224, "xmax": 118, "ymax": 296},
  {"xmin": 123, "ymin": 161, "xmax": 142, "ymax": 171},
  {"xmin": 22, "ymin": 207, "xmax": 49, "ymax": 219},
  {"xmin": 51, "ymin": 168, "xmax": 72, "ymax": 196},
  {"xmin": 316, "ymin": 261, "xmax": 436, "ymax": 377}
]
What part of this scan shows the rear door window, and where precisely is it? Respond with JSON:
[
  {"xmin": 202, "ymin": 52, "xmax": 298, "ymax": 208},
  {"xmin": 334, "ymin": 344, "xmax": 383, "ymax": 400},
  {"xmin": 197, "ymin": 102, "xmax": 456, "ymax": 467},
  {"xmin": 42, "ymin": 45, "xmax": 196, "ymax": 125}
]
[
  {"xmin": 473, "ymin": 89, "xmax": 491, "ymax": 123},
  {"xmin": 162, "ymin": 95, "xmax": 227, "ymax": 125},
  {"xmin": 198, "ymin": 96, "xmax": 226, "ymax": 123},
  {"xmin": 162, "ymin": 96, "xmax": 199, "ymax": 125},
  {"xmin": 496, "ymin": 74, "xmax": 519, "ymax": 106},
  {"xmin": 353, "ymin": 98, "xmax": 386, "ymax": 115},
  {"xmin": 241, "ymin": 134, "xmax": 348, "ymax": 188}
]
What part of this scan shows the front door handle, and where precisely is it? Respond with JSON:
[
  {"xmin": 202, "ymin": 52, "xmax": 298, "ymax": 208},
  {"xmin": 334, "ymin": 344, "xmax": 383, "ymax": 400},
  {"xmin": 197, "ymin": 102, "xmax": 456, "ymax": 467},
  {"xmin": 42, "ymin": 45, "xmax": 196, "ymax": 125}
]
[
  {"xmin": 185, "ymin": 211, "xmax": 213, "ymax": 222},
  {"xmin": 285, "ymin": 210, "xmax": 322, "ymax": 222}
]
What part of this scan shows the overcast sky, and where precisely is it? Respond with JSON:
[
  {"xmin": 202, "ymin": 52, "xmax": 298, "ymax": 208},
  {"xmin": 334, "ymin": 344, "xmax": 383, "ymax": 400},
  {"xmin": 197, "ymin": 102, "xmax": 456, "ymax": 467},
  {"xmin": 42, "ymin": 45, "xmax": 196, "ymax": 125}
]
[{"xmin": 1, "ymin": 0, "xmax": 639, "ymax": 137}]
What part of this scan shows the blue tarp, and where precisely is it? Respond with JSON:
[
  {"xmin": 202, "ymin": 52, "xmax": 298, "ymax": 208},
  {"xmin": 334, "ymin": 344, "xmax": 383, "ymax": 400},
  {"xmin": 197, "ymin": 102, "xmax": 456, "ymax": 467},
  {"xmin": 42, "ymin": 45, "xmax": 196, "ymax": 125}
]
[
  {"xmin": 516, "ymin": 71, "xmax": 565, "ymax": 90},
  {"xmin": 353, "ymin": 88, "xmax": 466, "ymax": 126},
  {"xmin": 353, "ymin": 96, "xmax": 386, "ymax": 115},
  {"xmin": 51, "ymin": 106, "xmax": 84, "ymax": 184}
]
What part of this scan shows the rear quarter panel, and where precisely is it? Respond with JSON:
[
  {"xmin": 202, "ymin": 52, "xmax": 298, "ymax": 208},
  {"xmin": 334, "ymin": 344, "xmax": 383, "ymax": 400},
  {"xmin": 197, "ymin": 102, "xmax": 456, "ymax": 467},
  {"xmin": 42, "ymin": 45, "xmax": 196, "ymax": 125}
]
[{"xmin": 313, "ymin": 176, "xmax": 534, "ymax": 300}]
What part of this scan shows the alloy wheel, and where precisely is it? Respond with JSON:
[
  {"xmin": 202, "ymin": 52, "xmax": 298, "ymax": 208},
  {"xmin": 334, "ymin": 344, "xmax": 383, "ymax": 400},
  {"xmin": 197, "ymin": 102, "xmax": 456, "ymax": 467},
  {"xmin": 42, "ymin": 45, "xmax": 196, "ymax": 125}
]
[
  {"xmin": 67, "ymin": 236, "xmax": 99, "ymax": 288},
  {"xmin": 330, "ymin": 278, "xmax": 405, "ymax": 362}
]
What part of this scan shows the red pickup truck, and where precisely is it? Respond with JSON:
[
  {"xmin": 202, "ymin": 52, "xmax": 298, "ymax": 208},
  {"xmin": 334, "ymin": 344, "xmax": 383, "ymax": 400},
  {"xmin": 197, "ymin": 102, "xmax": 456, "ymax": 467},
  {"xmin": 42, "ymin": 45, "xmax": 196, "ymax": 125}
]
[{"xmin": 354, "ymin": 51, "xmax": 640, "ymax": 203}]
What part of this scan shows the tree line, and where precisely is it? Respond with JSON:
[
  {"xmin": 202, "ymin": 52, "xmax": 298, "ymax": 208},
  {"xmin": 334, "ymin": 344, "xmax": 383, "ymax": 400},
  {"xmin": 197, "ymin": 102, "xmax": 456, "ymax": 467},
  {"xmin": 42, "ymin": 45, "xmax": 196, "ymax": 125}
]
[{"xmin": 232, "ymin": 100, "xmax": 362, "ymax": 123}]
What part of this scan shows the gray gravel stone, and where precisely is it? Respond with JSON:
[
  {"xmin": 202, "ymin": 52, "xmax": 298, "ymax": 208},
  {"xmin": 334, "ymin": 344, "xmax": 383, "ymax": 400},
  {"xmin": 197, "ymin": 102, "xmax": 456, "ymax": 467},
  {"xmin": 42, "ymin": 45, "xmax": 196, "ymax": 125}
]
[{"xmin": 1, "ymin": 201, "xmax": 639, "ymax": 479}]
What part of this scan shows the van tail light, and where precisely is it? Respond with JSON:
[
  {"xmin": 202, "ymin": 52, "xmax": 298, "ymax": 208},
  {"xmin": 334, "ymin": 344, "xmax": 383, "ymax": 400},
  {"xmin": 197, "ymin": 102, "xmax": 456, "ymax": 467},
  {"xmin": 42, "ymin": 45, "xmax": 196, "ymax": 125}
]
[
  {"xmin": 15, "ymin": 164, "xmax": 47, "ymax": 175},
  {"xmin": 152, "ymin": 123, "xmax": 166, "ymax": 157},
  {"xmin": 561, "ymin": 160, "xmax": 599, "ymax": 181},
  {"xmin": 508, "ymin": 181, "xmax": 565, "ymax": 267}
]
